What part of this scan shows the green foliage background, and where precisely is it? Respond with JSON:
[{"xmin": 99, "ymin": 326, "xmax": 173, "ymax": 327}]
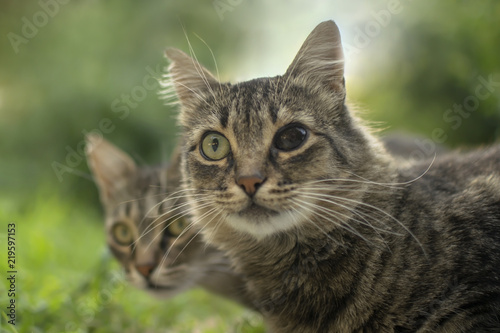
[{"xmin": 0, "ymin": 0, "xmax": 499, "ymax": 332}]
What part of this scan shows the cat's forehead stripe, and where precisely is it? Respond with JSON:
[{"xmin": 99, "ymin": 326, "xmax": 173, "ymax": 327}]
[
  {"xmin": 219, "ymin": 105, "xmax": 229, "ymax": 128},
  {"xmin": 316, "ymin": 131, "xmax": 350, "ymax": 167},
  {"xmin": 137, "ymin": 217, "xmax": 156, "ymax": 237},
  {"xmin": 269, "ymin": 103, "xmax": 279, "ymax": 124},
  {"xmin": 124, "ymin": 201, "xmax": 132, "ymax": 216},
  {"xmin": 115, "ymin": 201, "xmax": 133, "ymax": 219},
  {"xmin": 225, "ymin": 80, "xmax": 280, "ymax": 144}
]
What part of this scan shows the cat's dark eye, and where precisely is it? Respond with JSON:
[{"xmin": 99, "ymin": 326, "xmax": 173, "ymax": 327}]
[
  {"xmin": 167, "ymin": 217, "xmax": 189, "ymax": 237},
  {"xmin": 274, "ymin": 124, "xmax": 308, "ymax": 151},
  {"xmin": 200, "ymin": 132, "xmax": 231, "ymax": 161},
  {"xmin": 111, "ymin": 222, "xmax": 134, "ymax": 246}
]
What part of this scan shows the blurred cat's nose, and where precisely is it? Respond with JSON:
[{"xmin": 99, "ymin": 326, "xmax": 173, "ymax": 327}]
[
  {"xmin": 136, "ymin": 264, "xmax": 156, "ymax": 278},
  {"xmin": 237, "ymin": 175, "xmax": 265, "ymax": 196}
]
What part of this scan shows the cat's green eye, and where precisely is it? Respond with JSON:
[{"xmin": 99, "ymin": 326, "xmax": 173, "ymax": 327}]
[
  {"xmin": 112, "ymin": 222, "xmax": 134, "ymax": 246},
  {"xmin": 274, "ymin": 124, "xmax": 308, "ymax": 151},
  {"xmin": 200, "ymin": 132, "xmax": 231, "ymax": 161},
  {"xmin": 167, "ymin": 217, "xmax": 189, "ymax": 237}
]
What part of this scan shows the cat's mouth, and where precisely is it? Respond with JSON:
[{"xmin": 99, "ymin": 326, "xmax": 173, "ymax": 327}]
[
  {"xmin": 227, "ymin": 201, "xmax": 303, "ymax": 238},
  {"xmin": 143, "ymin": 282, "xmax": 186, "ymax": 299},
  {"xmin": 237, "ymin": 203, "xmax": 279, "ymax": 221},
  {"xmin": 146, "ymin": 282, "xmax": 175, "ymax": 291}
]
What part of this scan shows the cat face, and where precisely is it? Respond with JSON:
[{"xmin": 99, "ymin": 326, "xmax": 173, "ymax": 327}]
[
  {"xmin": 166, "ymin": 21, "xmax": 385, "ymax": 240},
  {"xmin": 85, "ymin": 135, "xmax": 224, "ymax": 298},
  {"xmin": 104, "ymin": 190, "xmax": 201, "ymax": 298}
]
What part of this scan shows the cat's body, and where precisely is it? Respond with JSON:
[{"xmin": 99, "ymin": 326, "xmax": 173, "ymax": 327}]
[
  {"xmin": 85, "ymin": 135, "xmax": 253, "ymax": 308},
  {"xmin": 166, "ymin": 21, "xmax": 500, "ymax": 332},
  {"xmin": 216, "ymin": 146, "xmax": 500, "ymax": 332},
  {"xmin": 381, "ymin": 132, "xmax": 447, "ymax": 161}
]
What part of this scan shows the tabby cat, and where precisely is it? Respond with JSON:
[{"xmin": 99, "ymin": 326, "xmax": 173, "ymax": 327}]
[
  {"xmin": 165, "ymin": 20, "xmax": 500, "ymax": 332},
  {"xmin": 85, "ymin": 134, "xmax": 253, "ymax": 308}
]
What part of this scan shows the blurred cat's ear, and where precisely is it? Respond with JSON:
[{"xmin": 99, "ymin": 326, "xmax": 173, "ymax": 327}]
[
  {"xmin": 85, "ymin": 134, "xmax": 137, "ymax": 206},
  {"xmin": 285, "ymin": 20, "xmax": 345, "ymax": 92},
  {"xmin": 164, "ymin": 48, "xmax": 218, "ymax": 109}
]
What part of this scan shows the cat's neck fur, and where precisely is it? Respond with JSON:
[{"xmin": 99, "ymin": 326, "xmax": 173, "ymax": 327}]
[{"xmin": 206, "ymin": 146, "xmax": 500, "ymax": 332}]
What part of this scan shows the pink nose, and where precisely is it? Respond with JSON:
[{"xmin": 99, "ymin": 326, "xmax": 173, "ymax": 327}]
[
  {"xmin": 237, "ymin": 175, "xmax": 265, "ymax": 196},
  {"xmin": 136, "ymin": 264, "xmax": 156, "ymax": 278}
]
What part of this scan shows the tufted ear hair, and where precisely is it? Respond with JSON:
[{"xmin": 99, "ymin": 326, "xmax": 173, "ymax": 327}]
[
  {"xmin": 85, "ymin": 134, "xmax": 137, "ymax": 206},
  {"xmin": 285, "ymin": 20, "xmax": 345, "ymax": 92},
  {"xmin": 164, "ymin": 48, "xmax": 219, "ymax": 109}
]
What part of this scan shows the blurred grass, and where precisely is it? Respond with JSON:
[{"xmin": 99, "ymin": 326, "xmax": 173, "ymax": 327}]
[
  {"xmin": 0, "ymin": 0, "xmax": 499, "ymax": 331},
  {"xmin": 348, "ymin": 1, "xmax": 500, "ymax": 147},
  {"xmin": 0, "ymin": 190, "xmax": 264, "ymax": 332}
]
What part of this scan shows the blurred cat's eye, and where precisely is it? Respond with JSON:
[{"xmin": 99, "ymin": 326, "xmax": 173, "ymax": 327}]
[
  {"xmin": 274, "ymin": 124, "xmax": 308, "ymax": 151},
  {"xmin": 167, "ymin": 217, "xmax": 189, "ymax": 237},
  {"xmin": 200, "ymin": 132, "xmax": 231, "ymax": 161},
  {"xmin": 112, "ymin": 222, "xmax": 134, "ymax": 246}
]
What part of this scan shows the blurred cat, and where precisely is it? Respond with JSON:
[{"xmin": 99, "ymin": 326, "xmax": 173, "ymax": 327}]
[{"xmin": 85, "ymin": 134, "xmax": 254, "ymax": 308}]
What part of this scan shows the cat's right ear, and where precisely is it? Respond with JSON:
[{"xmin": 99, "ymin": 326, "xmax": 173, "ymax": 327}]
[
  {"xmin": 85, "ymin": 134, "xmax": 137, "ymax": 206},
  {"xmin": 285, "ymin": 20, "xmax": 345, "ymax": 93},
  {"xmin": 164, "ymin": 48, "xmax": 218, "ymax": 109}
]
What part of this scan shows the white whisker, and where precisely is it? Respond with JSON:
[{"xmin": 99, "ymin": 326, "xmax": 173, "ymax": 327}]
[
  {"xmin": 181, "ymin": 25, "xmax": 220, "ymax": 108},
  {"xmin": 291, "ymin": 198, "xmax": 373, "ymax": 245},
  {"xmin": 202, "ymin": 210, "xmax": 227, "ymax": 248},
  {"xmin": 288, "ymin": 202, "xmax": 343, "ymax": 246},
  {"xmin": 161, "ymin": 206, "xmax": 220, "ymax": 267},
  {"xmin": 172, "ymin": 208, "xmax": 223, "ymax": 265},
  {"xmin": 137, "ymin": 194, "xmax": 209, "ymax": 238},
  {"xmin": 295, "ymin": 191, "xmax": 402, "ymax": 235},
  {"xmin": 302, "ymin": 178, "xmax": 404, "ymax": 190},
  {"xmin": 135, "ymin": 200, "xmax": 214, "ymax": 246},
  {"xmin": 295, "ymin": 191, "xmax": 425, "ymax": 255}
]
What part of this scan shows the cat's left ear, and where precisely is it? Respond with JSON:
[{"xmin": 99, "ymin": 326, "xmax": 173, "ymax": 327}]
[
  {"xmin": 164, "ymin": 48, "xmax": 219, "ymax": 109},
  {"xmin": 285, "ymin": 20, "xmax": 345, "ymax": 92},
  {"xmin": 85, "ymin": 134, "xmax": 137, "ymax": 206}
]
